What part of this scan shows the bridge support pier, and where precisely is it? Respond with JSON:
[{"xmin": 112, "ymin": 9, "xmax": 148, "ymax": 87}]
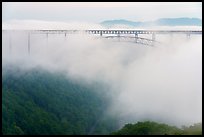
[
  {"xmin": 28, "ymin": 32, "xmax": 30, "ymax": 55},
  {"xmin": 117, "ymin": 33, "xmax": 121, "ymax": 41},
  {"xmin": 186, "ymin": 33, "xmax": 190, "ymax": 40},
  {"xmin": 152, "ymin": 33, "xmax": 156, "ymax": 41},
  {"xmin": 64, "ymin": 33, "xmax": 67, "ymax": 41},
  {"xmin": 46, "ymin": 33, "xmax": 48, "ymax": 46},
  {"xmin": 170, "ymin": 33, "xmax": 173, "ymax": 41},
  {"xmin": 100, "ymin": 31, "xmax": 102, "ymax": 36},
  {"xmin": 151, "ymin": 33, "xmax": 156, "ymax": 46},
  {"xmin": 9, "ymin": 33, "xmax": 12, "ymax": 54},
  {"xmin": 135, "ymin": 33, "xmax": 138, "ymax": 43}
]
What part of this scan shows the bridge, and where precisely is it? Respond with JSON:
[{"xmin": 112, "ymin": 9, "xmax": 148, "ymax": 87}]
[
  {"xmin": 30, "ymin": 29, "xmax": 202, "ymax": 45},
  {"xmin": 3, "ymin": 29, "xmax": 202, "ymax": 54}
]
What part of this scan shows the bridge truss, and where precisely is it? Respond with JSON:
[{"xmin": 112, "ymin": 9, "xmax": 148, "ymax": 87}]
[{"xmin": 3, "ymin": 29, "xmax": 202, "ymax": 54}]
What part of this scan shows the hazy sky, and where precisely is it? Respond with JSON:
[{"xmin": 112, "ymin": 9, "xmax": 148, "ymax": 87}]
[{"xmin": 2, "ymin": 2, "xmax": 202, "ymax": 23}]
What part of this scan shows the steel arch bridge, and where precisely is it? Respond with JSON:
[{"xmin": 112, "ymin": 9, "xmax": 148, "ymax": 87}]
[{"xmin": 3, "ymin": 29, "xmax": 202, "ymax": 54}]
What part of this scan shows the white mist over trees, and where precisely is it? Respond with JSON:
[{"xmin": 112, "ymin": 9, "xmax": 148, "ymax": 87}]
[{"xmin": 2, "ymin": 22, "xmax": 202, "ymax": 129}]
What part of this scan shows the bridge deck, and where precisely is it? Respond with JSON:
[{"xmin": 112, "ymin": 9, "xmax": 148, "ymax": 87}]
[
  {"xmin": 2, "ymin": 29, "xmax": 202, "ymax": 35},
  {"xmin": 85, "ymin": 30, "xmax": 202, "ymax": 35}
]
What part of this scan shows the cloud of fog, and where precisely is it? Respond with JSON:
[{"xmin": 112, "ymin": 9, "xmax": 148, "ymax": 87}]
[
  {"xmin": 2, "ymin": 20, "xmax": 105, "ymax": 30},
  {"xmin": 2, "ymin": 19, "xmax": 202, "ymax": 30},
  {"xmin": 2, "ymin": 22, "xmax": 202, "ymax": 128}
]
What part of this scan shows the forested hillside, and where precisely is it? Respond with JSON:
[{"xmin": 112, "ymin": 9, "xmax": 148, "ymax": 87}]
[
  {"xmin": 111, "ymin": 121, "xmax": 202, "ymax": 135},
  {"xmin": 2, "ymin": 65, "xmax": 202, "ymax": 135},
  {"xmin": 2, "ymin": 65, "xmax": 118, "ymax": 135}
]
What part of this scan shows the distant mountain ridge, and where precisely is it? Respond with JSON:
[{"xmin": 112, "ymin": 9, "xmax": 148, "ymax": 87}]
[{"xmin": 101, "ymin": 18, "xmax": 202, "ymax": 27}]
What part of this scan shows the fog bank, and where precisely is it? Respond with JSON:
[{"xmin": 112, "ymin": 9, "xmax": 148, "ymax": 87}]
[{"xmin": 2, "ymin": 24, "xmax": 202, "ymax": 128}]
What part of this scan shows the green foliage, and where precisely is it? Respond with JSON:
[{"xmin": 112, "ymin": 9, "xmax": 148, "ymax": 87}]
[
  {"xmin": 111, "ymin": 121, "xmax": 202, "ymax": 135},
  {"xmin": 2, "ymin": 65, "xmax": 118, "ymax": 135},
  {"xmin": 181, "ymin": 123, "xmax": 202, "ymax": 135},
  {"xmin": 2, "ymin": 65, "xmax": 202, "ymax": 135}
]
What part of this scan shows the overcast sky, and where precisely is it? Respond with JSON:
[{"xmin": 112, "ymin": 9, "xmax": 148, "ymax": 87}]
[{"xmin": 2, "ymin": 2, "xmax": 202, "ymax": 23}]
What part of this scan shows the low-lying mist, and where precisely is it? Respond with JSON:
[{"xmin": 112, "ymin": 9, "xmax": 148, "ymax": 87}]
[{"xmin": 2, "ymin": 27, "xmax": 202, "ymax": 128}]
